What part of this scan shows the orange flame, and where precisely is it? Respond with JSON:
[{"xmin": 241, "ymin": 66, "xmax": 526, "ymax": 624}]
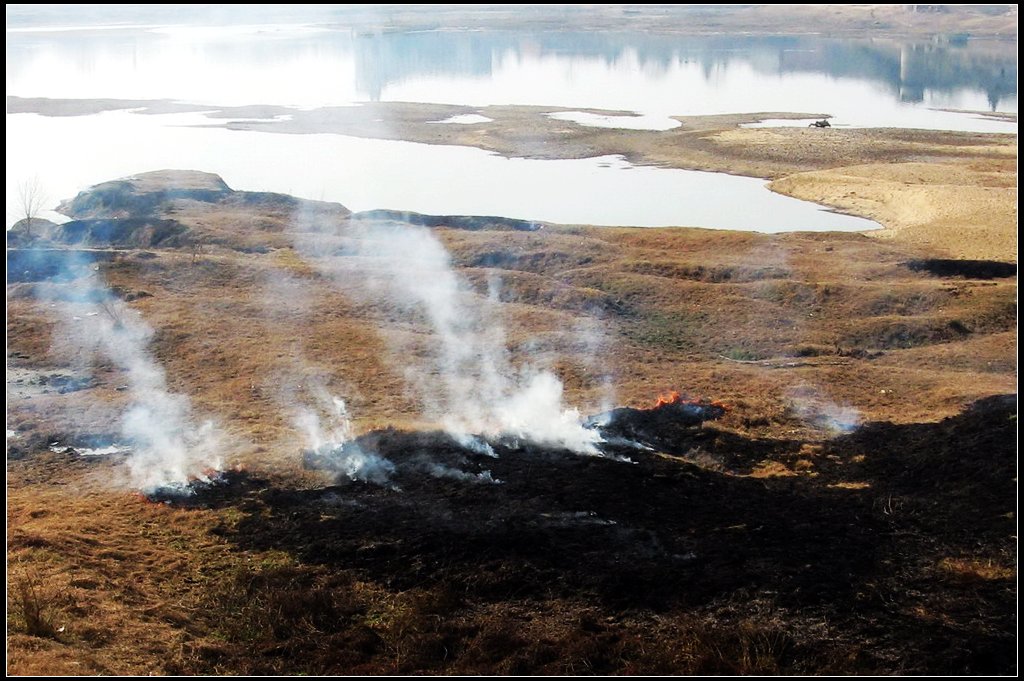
[
  {"xmin": 198, "ymin": 467, "xmax": 223, "ymax": 481},
  {"xmin": 653, "ymin": 391, "xmax": 730, "ymax": 411},
  {"xmin": 654, "ymin": 391, "xmax": 684, "ymax": 408}
]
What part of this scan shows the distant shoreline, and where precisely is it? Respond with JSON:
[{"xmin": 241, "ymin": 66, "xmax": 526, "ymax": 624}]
[
  {"xmin": 6, "ymin": 4, "xmax": 1018, "ymax": 40},
  {"xmin": 8, "ymin": 95, "xmax": 1017, "ymax": 259}
]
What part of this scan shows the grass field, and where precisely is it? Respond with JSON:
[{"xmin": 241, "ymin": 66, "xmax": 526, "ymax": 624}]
[{"xmin": 6, "ymin": 26, "xmax": 1018, "ymax": 666}]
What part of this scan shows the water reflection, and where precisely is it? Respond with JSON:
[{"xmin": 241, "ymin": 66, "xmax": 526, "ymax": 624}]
[
  {"xmin": 6, "ymin": 27, "xmax": 1016, "ymax": 119},
  {"xmin": 5, "ymin": 21, "xmax": 1015, "ymax": 229},
  {"xmin": 353, "ymin": 32, "xmax": 1017, "ymax": 113}
]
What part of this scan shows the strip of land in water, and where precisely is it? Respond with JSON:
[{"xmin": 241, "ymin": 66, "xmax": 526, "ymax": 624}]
[{"xmin": 10, "ymin": 95, "xmax": 1018, "ymax": 261}]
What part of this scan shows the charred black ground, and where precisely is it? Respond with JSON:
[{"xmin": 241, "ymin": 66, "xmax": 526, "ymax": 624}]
[
  {"xmin": 6, "ymin": 170, "xmax": 1017, "ymax": 675},
  {"xmin": 904, "ymin": 258, "xmax": 1017, "ymax": 279},
  {"xmin": 149, "ymin": 395, "xmax": 1019, "ymax": 674}
]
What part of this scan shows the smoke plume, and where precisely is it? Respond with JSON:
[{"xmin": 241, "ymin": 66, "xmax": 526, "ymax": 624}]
[
  {"xmin": 296, "ymin": 217, "xmax": 604, "ymax": 455},
  {"xmin": 293, "ymin": 382, "xmax": 395, "ymax": 484},
  {"xmin": 46, "ymin": 263, "xmax": 224, "ymax": 493},
  {"xmin": 255, "ymin": 266, "xmax": 396, "ymax": 483},
  {"xmin": 414, "ymin": 458, "xmax": 503, "ymax": 485},
  {"xmin": 788, "ymin": 384, "xmax": 861, "ymax": 434}
]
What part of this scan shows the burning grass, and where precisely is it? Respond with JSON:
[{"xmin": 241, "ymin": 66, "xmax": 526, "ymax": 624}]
[
  {"xmin": 10, "ymin": 392, "xmax": 1009, "ymax": 674},
  {"xmin": 6, "ymin": 169, "xmax": 1017, "ymax": 674},
  {"xmin": 8, "ymin": 401, "xmax": 1017, "ymax": 676}
]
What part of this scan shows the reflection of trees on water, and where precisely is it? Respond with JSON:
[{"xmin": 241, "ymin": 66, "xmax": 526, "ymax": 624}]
[
  {"xmin": 354, "ymin": 32, "xmax": 504, "ymax": 102},
  {"xmin": 353, "ymin": 31, "xmax": 1017, "ymax": 110},
  {"xmin": 6, "ymin": 25, "xmax": 1015, "ymax": 112}
]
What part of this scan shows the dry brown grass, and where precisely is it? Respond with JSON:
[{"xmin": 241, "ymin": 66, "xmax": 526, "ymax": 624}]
[
  {"xmin": 6, "ymin": 116, "xmax": 1017, "ymax": 673},
  {"xmin": 828, "ymin": 481, "xmax": 872, "ymax": 490},
  {"xmin": 8, "ymin": 570, "xmax": 63, "ymax": 640},
  {"xmin": 6, "ymin": 459, "xmax": 234, "ymax": 674},
  {"xmin": 747, "ymin": 460, "xmax": 800, "ymax": 478},
  {"xmin": 9, "ymin": 216, "xmax": 1016, "ymax": 673},
  {"xmin": 939, "ymin": 557, "xmax": 1016, "ymax": 582},
  {"xmin": 2, "ymin": 450, "xmax": 838, "ymax": 675},
  {"xmin": 771, "ymin": 158, "xmax": 1018, "ymax": 261}
]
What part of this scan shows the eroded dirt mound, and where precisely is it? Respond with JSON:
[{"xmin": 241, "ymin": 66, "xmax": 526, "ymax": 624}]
[
  {"xmin": 352, "ymin": 209, "xmax": 541, "ymax": 232},
  {"xmin": 9, "ymin": 170, "xmax": 350, "ymax": 250},
  {"xmin": 57, "ymin": 174, "xmax": 230, "ymax": 219}
]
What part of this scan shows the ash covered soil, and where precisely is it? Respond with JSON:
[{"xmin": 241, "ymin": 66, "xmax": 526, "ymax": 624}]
[
  {"xmin": 6, "ymin": 170, "xmax": 1018, "ymax": 675},
  {"xmin": 197, "ymin": 394, "xmax": 1016, "ymax": 674},
  {"xmin": 8, "ymin": 394, "xmax": 1016, "ymax": 674}
]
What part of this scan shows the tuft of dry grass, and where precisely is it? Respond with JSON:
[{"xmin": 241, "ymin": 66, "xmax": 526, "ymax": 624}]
[
  {"xmin": 8, "ymin": 571, "xmax": 63, "ymax": 640},
  {"xmin": 939, "ymin": 557, "xmax": 1015, "ymax": 582},
  {"xmin": 747, "ymin": 460, "xmax": 799, "ymax": 478},
  {"xmin": 828, "ymin": 481, "xmax": 872, "ymax": 490}
]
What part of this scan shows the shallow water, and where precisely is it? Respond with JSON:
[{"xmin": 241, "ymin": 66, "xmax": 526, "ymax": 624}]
[
  {"xmin": 7, "ymin": 25, "xmax": 1016, "ymax": 129},
  {"xmin": 546, "ymin": 111, "xmax": 682, "ymax": 131},
  {"xmin": 5, "ymin": 20, "xmax": 1016, "ymax": 229},
  {"xmin": 6, "ymin": 111, "xmax": 878, "ymax": 231}
]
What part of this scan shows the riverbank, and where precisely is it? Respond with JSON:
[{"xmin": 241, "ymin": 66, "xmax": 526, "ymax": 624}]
[
  {"xmin": 7, "ymin": 167, "xmax": 1017, "ymax": 674},
  {"xmin": 11, "ymin": 94, "xmax": 1018, "ymax": 260}
]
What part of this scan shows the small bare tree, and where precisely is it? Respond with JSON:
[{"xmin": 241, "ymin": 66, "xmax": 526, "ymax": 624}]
[
  {"xmin": 98, "ymin": 296, "xmax": 124, "ymax": 330},
  {"xmin": 17, "ymin": 176, "xmax": 48, "ymax": 240},
  {"xmin": 190, "ymin": 237, "xmax": 204, "ymax": 266}
]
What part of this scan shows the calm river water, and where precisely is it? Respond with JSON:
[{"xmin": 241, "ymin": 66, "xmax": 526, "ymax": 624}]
[{"xmin": 5, "ymin": 18, "xmax": 1017, "ymax": 230}]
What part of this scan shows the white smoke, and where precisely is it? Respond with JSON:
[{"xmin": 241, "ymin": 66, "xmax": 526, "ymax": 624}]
[
  {"xmin": 571, "ymin": 315, "xmax": 617, "ymax": 416},
  {"xmin": 450, "ymin": 432, "xmax": 498, "ymax": 458},
  {"xmin": 788, "ymin": 384, "xmax": 861, "ymax": 434},
  {"xmin": 418, "ymin": 460, "xmax": 503, "ymax": 485},
  {"xmin": 492, "ymin": 372, "xmax": 602, "ymax": 453},
  {"xmin": 295, "ymin": 389, "xmax": 355, "ymax": 452},
  {"xmin": 255, "ymin": 267, "xmax": 395, "ymax": 483},
  {"xmin": 51, "ymin": 281, "xmax": 224, "ymax": 494},
  {"xmin": 298, "ymin": 218, "xmax": 604, "ymax": 456},
  {"xmin": 295, "ymin": 385, "xmax": 395, "ymax": 484}
]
